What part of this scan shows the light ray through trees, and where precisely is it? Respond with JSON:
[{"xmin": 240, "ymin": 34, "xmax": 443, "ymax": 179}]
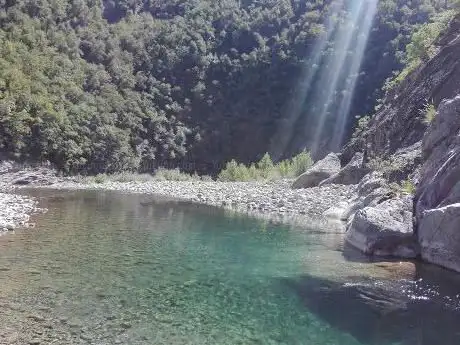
[{"xmin": 272, "ymin": 0, "xmax": 379, "ymax": 159}]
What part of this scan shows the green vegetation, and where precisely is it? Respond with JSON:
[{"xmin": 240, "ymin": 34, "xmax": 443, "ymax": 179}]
[
  {"xmin": 0, "ymin": 0, "xmax": 453, "ymax": 174},
  {"xmin": 351, "ymin": 115, "xmax": 371, "ymax": 141},
  {"xmin": 384, "ymin": 5, "xmax": 458, "ymax": 90},
  {"xmin": 390, "ymin": 180, "xmax": 417, "ymax": 195},
  {"xmin": 218, "ymin": 151, "xmax": 313, "ymax": 182},
  {"xmin": 76, "ymin": 169, "xmax": 211, "ymax": 184},
  {"xmin": 367, "ymin": 156, "xmax": 402, "ymax": 178},
  {"xmin": 422, "ymin": 102, "xmax": 437, "ymax": 125}
]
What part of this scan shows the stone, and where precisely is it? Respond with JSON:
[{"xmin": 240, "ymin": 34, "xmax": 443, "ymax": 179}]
[
  {"xmin": 415, "ymin": 95, "xmax": 460, "ymax": 271},
  {"xmin": 343, "ymin": 172, "xmax": 392, "ymax": 221},
  {"xmin": 320, "ymin": 152, "xmax": 370, "ymax": 186},
  {"xmin": 291, "ymin": 153, "xmax": 341, "ymax": 189},
  {"xmin": 357, "ymin": 172, "xmax": 387, "ymax": 197},
  {"xmin": 323, "ymin": 202, "xmax": 350, "ymax": 221},
  {"xmin": 341, "ymin": 16, "xmax": 460, "ymax": 168},
  {"xmin": 346, "ymin": 196, "xmax": 418, "ymax": 258},
  {"xmin": 418, "ymin": 203, "xmax": 460, "ymax": 272}
]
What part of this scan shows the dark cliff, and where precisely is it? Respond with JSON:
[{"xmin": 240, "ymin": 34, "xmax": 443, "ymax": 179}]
[
  {"xmin": 343, "ymin": 14, "xmax": 460, "ymax": 170},
  {"xmin": 341, "ymin": 14, "xmax": 460, "ymax": 271}
]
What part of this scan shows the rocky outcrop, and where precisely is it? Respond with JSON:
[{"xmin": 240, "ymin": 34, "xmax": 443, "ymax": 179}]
[
  {"xmin": 415, "ymin": 95, "xmax": 460, "ymax": 271},
  {"xmin": 344, "ymin": 172, "xmax": 418, "ymax": 258},
  {"xmin": 0, "ymin": 161, "xmax": 61, "ymax": 190},
  {"xmin": 342, "ymin": 15, "xmax": 460, "ymax": 171},
  {"xmin": 320, "ymin": 152, "xmax": 369, "ymax": 186},
  {"xmin": 346, "ymin": 196, "xmax": 418, "ymax": 258},
  {"xmin": 338, "ymin": 15, "xmax": 460, "ymax": 268},
  {"xmin": 292, "ymin": 153, "xmax": 341, "ymax": 189}
]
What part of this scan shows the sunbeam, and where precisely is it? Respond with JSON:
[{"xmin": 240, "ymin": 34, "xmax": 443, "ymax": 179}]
[
  {"xmin": 272, "ymin": 0, "xmax": 379, "ymax": 160},
  {"xmin": 330, "ymin": 0, "xmax": 379, "ymax": 151},
  {"xmin": 310, "ymin": 0, "xmax": 366, "ymax": 156},
  {"xmin": 270, "ymin": 0, "xmax": 344, "ymax": 160}
]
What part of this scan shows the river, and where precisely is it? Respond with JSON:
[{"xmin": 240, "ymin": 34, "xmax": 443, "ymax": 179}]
[{"xmin": 0, "ymin": 189, "xmax": 459, "ymax": 344}]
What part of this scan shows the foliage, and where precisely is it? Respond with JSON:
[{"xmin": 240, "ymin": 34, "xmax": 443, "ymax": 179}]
[
  {"xmin": 0, "ymin": 0, "xmax": 451, "ymax": 174},
  {"xmin": 218, "ymin": 150, "xmax": 313, "ymax": 182},
  {"xmin": 76, "ymin": 169, "xmax": 209, "ymax": 183},
  {"xmin": 390, "ymin": 180, "xmax": 417, "ymax": 195},
  {"xmin": 153, "ymin": 168, "xmax": 210, "ymax": 182},
  {"xmin": 384, "ymin": 6, "xmax": 458, "ymax": 89},
  {"xmin": 422, "ymin": 102, "xmax": 437, "ymax": 125},
  {"xmin": 366, "ymin": 156, "xmax": 401, "ymax": 177},
  {"xmin": 352, "ymin": 115, "xmax": 371, "ymax": 140}
]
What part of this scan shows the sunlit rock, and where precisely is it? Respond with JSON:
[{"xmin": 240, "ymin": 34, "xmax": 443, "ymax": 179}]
[{"xmin": 291, "ymin": 153, "xmax": 341, "ymax": 189}]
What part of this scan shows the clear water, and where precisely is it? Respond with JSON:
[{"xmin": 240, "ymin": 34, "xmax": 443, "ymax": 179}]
[{"xmin": 1, "ymin": 190, "xmax": 460, "ymax": 345}]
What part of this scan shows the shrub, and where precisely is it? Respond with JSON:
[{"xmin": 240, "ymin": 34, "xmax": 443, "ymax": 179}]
[
  {"xmin": 217, "ymin": 151, "xmax": 313, "ymax": 182},
  {"xmin": 422, "ymin": 102, "xmax": 437, "ymax": 125},
  {"xmin": 288, "ymin": 150, "xmax": 313, "ymax": 177},
  {"xmin": 385, "ymin": 9, "xmax": 457, "ymax": 88},
  {"xmin": 390, "ymin": 180, "xmax": 416, "ymax": 195},
  {"xmin": 153, "ymin": 168, "xmax": 205, "ymax": 181},
  {"xmin": 94, "ymin": 174, "xmax": 108, "ymax": 184},
  {"xmin": 366, "ymin": 157, "xmax": 400, "ymax": 177},
  {"xmin": 74, "ymin": 169, "xmax": 209, "ymax": 183}
]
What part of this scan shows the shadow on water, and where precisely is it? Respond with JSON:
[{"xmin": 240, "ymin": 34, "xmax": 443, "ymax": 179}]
[
  {"xmin": 341, "ymin": 242, "xmax": 414, "ymax": 264},
  {"xmin": 280, "ymin": 269, "xmax": 460, "ymax": 345}
]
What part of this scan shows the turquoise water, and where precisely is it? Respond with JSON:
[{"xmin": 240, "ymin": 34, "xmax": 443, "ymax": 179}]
[{"xmin": 1, "ymin": 190, "xmax": 460, "ymax": 345}]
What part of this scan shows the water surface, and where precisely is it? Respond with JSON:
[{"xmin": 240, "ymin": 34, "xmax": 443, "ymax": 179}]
[{"xmin": 0, "ymin": 190, "xmax": 460, "ymax": 345}]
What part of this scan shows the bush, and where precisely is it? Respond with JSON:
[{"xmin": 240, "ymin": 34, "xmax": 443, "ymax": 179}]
[
  {"xmin": 288, "ymin": 150, "xmax": 314, "ymax": 177},
  {"xmin": 390, "ymin": 180, "xmax": 417, "ymax": 195},
  {"xmin": 218, "ymin": 151, "xmax": 313, "ymax": 182},
  {"xmin": 153, "ymin": 168, "xmax": 208, "ymax": 181},
  {"xmin": 366, "ymin": 156, "xmax": 400, "ymax": 177},
  {"xmin": 74, "ymin": 169, "xmax": 210, "ymax": 183},
  {"xmin": 94, "ymin": 174, "xmax": 108, "ymax": 184},
  {"xmin": 385, "ymin": 9, "xmax": 457, "ymax": 88},
  {"xmin": 422, "ymin": 102, "xmax": 437, "ymax": 125}
]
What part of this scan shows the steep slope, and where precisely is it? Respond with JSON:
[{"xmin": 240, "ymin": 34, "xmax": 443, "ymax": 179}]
[
  {"xmin": 343, "ymin": 14, "xmax": 460, "ymax": 170},
  {"xmin": 342, "ymin": 14, "xmax": 460, "ymax": 271},
  {"xmin": 0, "ymin": 0, "xmax": 450, "ymax": 174},
  {"xmin": 343, "ymin": 16, "xmax": 460, "ymax": 167}
]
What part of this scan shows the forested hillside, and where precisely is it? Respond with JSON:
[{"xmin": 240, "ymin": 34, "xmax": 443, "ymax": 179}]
[{"xmin": 0, "ymin": 0, "xmax": 453, "ymax": 174}]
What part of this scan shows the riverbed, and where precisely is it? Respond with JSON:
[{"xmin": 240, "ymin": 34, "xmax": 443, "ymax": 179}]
[{"xmin": 1, "ymin": 189, "xmax": 460, "ymax": 344}]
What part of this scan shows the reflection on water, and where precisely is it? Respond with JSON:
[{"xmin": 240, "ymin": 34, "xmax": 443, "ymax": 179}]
[
  {"xmin": 0, "ymin": 190, "xmax": 459, "ymax": 344},
  {"xmin": 283, "ymin": 273, "xmax": 460, "ymax": 345}
]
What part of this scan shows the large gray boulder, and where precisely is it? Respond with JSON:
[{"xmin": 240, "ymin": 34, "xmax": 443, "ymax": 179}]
[
  {"xmin": 415, "ymin": 95, "xmax": 460, "ymax": 271},
  {"xmin": 320, "ymin": 152, "xmax": 370, "ymax": 186},
  {"xmin": 418, "ymin": 204, "xmax": 460, "ymax": 272},
  {"xmin": 342, "ymin": 171, "xmax": 391, "ymax": 221},
  {"xmin": 292, "ymin": 153, "xmax": 341, "ymax": 189},
  {"xmin": 346, "ymin": 196, "xmax": 418, "ymax": 258}
]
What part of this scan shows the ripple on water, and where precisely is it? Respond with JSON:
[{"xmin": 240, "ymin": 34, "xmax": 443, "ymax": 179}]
[{"xmin": 0, "ymin": 189, "xmax": 459, "ymax": 345}]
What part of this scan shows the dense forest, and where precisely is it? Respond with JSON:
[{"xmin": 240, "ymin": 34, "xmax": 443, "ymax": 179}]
[{"xmin": 0, "ymin": 0, "xmax": 455, "ymax": 174}]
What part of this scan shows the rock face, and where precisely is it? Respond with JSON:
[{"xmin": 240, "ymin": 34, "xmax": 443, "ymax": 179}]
[
  {"xmin": 292, "ymin": 153, "xmax": 341, "ymax": 189},
  {"xmin": 342, "ymin": 15, "xmax": 460, "ymax": 169},
  {"xmin": 338, "ymin": 15, "xmax": 460, "ymax": 267},
  {"xmin": 415, "ymin": 95, "xmax": 460, "ymax": 271},
  {"xmin": 344, "ymin": 171, "xmax": 418, "ymax": 258},
  {"xmin": 0, "ymin": 161, "xmax": 60, "ymax": 190},
  {"xmin": 346, "ymin": 196, "xmax": 418, "ymax": 258},
  {"xmin": 320, "ymin": 152, "xmax": 369, "ymax": 186}
]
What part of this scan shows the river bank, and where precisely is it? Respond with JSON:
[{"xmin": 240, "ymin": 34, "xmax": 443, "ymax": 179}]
[
  {"xmin": 41, "ymin": 179, "xmax": 356, "ymax": 225},
  {"xmin": 0, "ymin": 160, "xmax": 356, "ymax": 230},
  {"xmin": 0, "ymin": 193, "xmax": 39, "ymax": 232}
]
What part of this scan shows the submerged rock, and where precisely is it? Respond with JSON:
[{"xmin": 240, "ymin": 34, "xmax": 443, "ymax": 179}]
[{"xmin": 292, "ymin": 153, "xmax": 341, "ymax": 189}]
